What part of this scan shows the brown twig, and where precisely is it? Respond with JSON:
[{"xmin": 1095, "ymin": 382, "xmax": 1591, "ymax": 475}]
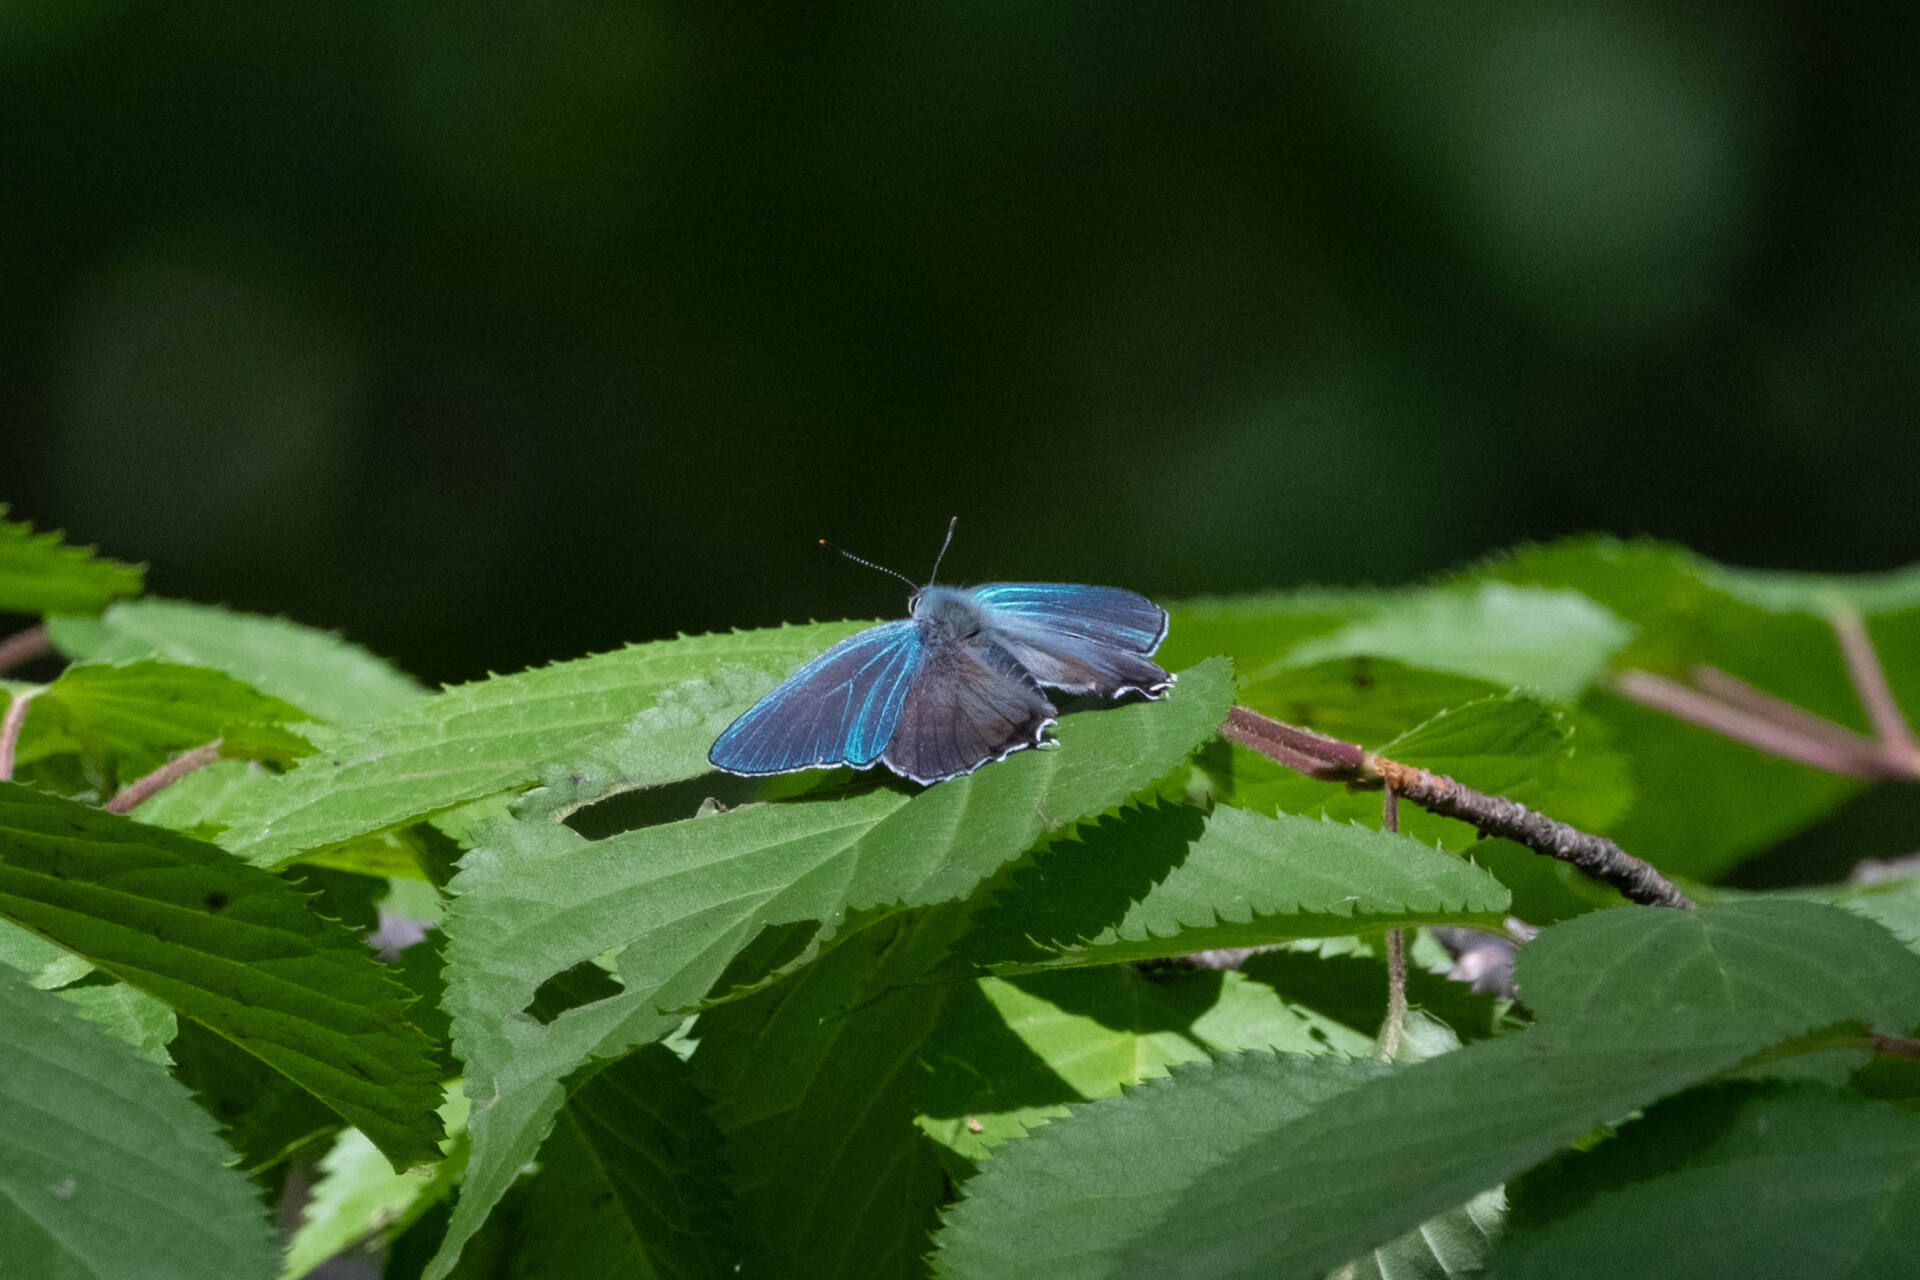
[
  {"xmin": 1379, "ymin": 784, "xmax": 1408, "ymax": 1061},
  {"xmin": 0, "ymin": 625, "xmax": 51, "ymax": 675},
  {"xmin": 1871, "ymin": 1033, "xmax": 1920, "ymax": 1062},
  {"xmin": 1689, "ymin": 664, "xmax": 1890, "ymax": 762},
  {"xmin": 104, "ymin": 740, "xmax": 222, "ymax": 814},
  {"xmin": 1221, "ymin": 706, "xmax": 1366, "ymax": 779},
  {"xmin": 1224, "ymin": 705, "xmax": 1696, "ymax": 910},
  {"xmin": 1612, "ymin": 670, "xmax": 1891, "ymax": 778},
  {"xmin": 1613, "ymin": 611, "xmax": 1920, "ymax": 782},
  {"xmin": 0, "ymin": 688, "xmax": 42, "ymax": 782},
  {"xmin": 1833, "ymin": 609, "xmax": 1920, "ymax": 774}
]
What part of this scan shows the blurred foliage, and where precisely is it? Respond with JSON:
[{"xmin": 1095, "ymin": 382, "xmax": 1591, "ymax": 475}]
[{"xmin": 5, "ymin": 0, "xmax": 1918, "ymax": 699}]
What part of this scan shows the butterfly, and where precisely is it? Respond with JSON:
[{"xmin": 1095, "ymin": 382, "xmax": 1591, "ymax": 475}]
[{"xmin": 708, "ymin": 521, "xmax": 1173, "ymax": 785}]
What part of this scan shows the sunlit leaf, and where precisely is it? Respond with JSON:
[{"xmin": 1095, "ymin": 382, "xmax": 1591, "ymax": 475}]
[
  {"xmin": 220, "ymin": 620, "xmax": 873, "ymax": 866},
  {"xmin": 47, "ymin": 597, "xmax": 426, "ymax": 722}
]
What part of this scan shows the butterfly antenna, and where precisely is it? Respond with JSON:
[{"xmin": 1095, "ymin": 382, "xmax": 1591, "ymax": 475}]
[
  {"xmin": 818, "ymin": 539, "xmax": 919, "ymax": 590},
  {"xmin": 927, "ymin": 516, "xmax": 958, "ymax": 585}
]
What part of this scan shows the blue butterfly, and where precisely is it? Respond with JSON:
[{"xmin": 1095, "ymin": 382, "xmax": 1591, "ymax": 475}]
[{"xmin": 709, "ymin": 523, "xmax": 1173, "ymax": 785}]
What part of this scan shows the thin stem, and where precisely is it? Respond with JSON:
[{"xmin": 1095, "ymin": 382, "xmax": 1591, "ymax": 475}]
[
  {"xmin": 1221, "ymin": 706, "xmax": 1364, "ymax": 779},
  {"xmin": 0, "ymin": 688, "xmax": 43, "ymax": 782},
  {"xmin": 1613, "ymin": 669, "xmax": 1892, "ymax": 779},
  {"xmin": 104, "ymin": 740, "xmax": 222, "ymax": 815},
  {"xmin": 1225, "ymin": 705, "xmax": 1695, "ymax": 909},
  {"xmin": 0, "ymin": 625, "xmax": 51, "ymax": 675},
  {"xmin": 1379, "ymin": 784, "xmax": 1408, "ymax": 1062},
  {"xmin": 1689, "ymin": 664, "xmax": 1889, "ymax": 761},
  {"xmin": 1833, "ymin": 609, "xmax": 1920, "ymax": 772},
  {"xmin": 1871, "ymin": 1033, "xmax": 1920, "ymax": 1062}
]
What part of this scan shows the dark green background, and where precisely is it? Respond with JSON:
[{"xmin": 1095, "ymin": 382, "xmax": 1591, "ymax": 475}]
[{"xmin": 7, "ymin": 1, "xmax": 1917, "ymax": 685}]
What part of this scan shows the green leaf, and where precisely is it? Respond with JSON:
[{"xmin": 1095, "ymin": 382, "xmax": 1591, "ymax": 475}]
[
  {"xmin": 1808, "ymin": 874, "xmax": 1920, "ymax": 954},
  {"xmin": 280, "ymin": 1093, "xmax": 469, "ymax": 1280},
  {"xmin": 1509, "ymin": 899, "xmax": 1920, "ymax": 1033},
  {"xmin": 169, "ymin": 1020, "xmax": 345, "ymax": 1169},
  {"xmin": 0, "ymin": 783, "xmax": 445, "ymax": 1169},
  {"xmin": 1489, "ymin": 1084, "xmax": 1920, "ymax": 1278},
  {"xmin": 0, "ymin": 506, "xmax": 144, "ymax": 616},
  {"xmin": 1693, "ymin": 558, "xmax": 1920, "ymax": 617},
  {"xmin": 1227, "ymin": 693, "xmax": 1633, "ymax": 870},
  {"xmin": 1159, "ymin": 588, "xmax": 1381, "ymax": 680},
  {"xmin": 513, "ymin": 1045, "xmax": 739, "ymax": 1280},
  {"xmin": 1340, "ymin": 1190, "xmax": 1506, "ymax": 1280},
  {"xmin": 932, "ymin": 1052, "xmax": 1394, "ymax": 1280},
  {"xmin": 54, "ymin": 978, "xmax": 179, "ymax": 1065},
  {"xmin": 220, "ymin": 620, "xmax": 873, "ymax": 866},
  {"xmin": 425, "ymin": 660, "xmax": 1234, "ymax": 1280},
  {"xmin": 0, "ymin": 964, "xmax": 276, "ymax": 1279},
  {"xmin": 1277, "ymin": 583, "xmax": 1634, "ymax": 701},
  {"xmin": 47, "ymin": 597, "xmax": 427, "ymax": 722},
  {"xmin": 918, "ymin": 966, "xmax": 1373, "ymax": 1166},
  {"xmin": 1234, "ymin": 655, "xmax": 1514, "ymax": 750},
  {"xmin": 1241, "ymin": 947, "xmax": 1514, "ymax": 1049},
  {"xmin": 1474, "ymin": 537, "xmax": 1915, "ymax": 878},
  {"xmin": 962, "ymin": 803, "xmax": 1510, "ymax": 971},
  {"xmin": 932, "ymin": 901, "xmax": 1920, "ymax": 1280},
  {"xmin": 13, "ymin": 660, "xmax": 315, "ymax": 782},
  {"xmin": 691, "ymin": 911, "xmax": 952, "ymax": 1279}
]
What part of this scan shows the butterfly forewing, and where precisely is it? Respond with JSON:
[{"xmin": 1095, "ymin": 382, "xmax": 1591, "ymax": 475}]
[{"xmin": 707, "ymin": 620, "xmax": 924, "ymax": 775}]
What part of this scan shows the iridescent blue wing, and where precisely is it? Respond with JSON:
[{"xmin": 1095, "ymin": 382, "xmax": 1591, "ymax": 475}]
[
  {"xmin": 881, "ymin": 638, "xmax": 1057, "ymax": 785},
  {"xmin": 708, "ymin": 620, "xmax": 924, "ymax": 776},
  {"xmin": 970, "ymin": 582, "xmax": 1173, "ymax": 698}
]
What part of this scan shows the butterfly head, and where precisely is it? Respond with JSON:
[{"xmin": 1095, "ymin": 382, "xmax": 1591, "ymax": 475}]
[{"xmin": 909, "ymin": 584, "xmax": 987, "ymax": 643}]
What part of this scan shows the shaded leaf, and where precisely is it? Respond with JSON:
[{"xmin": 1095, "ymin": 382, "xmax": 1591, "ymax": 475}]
[
  {"xmin": 0, "ymin": 783, "xmax": 445, "ymax": 1168},
  {"xmin": 962, "ymin": 803, "xmax": 1509, "ymax": 971},
  {"xmin": 0, "ymin": 506, "xmax": 144, "ymax": 616},
  {"xmin": 514, "ymin": 1045, "xmax": 739, "ymax": 1280},
  {"xmin": 1490, "ymin": 1084, "xmax": 1920, "ymax": 1278},
  {"xmin": 170, "ymin": 1019, "xmax": 345, "ymax": 1170},
  {"xmin": 0, "ymin": 964, "xmax": 276, "ymax": 1280},
  {"xmin": 692, "ymin": 911, "xmax": 954, "ymax": 1279}
]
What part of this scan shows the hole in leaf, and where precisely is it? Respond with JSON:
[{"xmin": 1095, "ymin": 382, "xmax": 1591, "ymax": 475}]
[{"xmin": 527, "ymin": 959, "xmax": 624, "ymax": 1024}]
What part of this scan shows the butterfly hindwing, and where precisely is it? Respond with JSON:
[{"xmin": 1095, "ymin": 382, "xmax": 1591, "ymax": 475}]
[
  {"xmin": 707, "ymin": 620, "xmax": 924, "ymax": 775},
  {"xmin": 972, "ymin": 582, "xmax": 1173, "ymax": 697},
  {"xmin": 881, "ymin": 639, "xmax": 1057, "ymax": 785}
]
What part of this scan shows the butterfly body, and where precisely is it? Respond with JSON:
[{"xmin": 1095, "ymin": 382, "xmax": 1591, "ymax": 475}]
[{"xmin": 709, "ymin": 581, "xmax": 1172, "ymax": 786}]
